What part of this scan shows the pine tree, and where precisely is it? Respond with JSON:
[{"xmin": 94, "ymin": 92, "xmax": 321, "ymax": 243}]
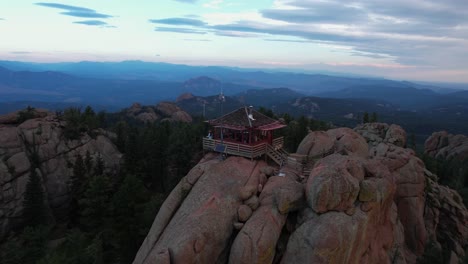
[
  {"xmin": 79, "ymin": 175, "xmax": 112, "ymax": 232},
  {"xmin": 19, "ymin": 226, "xmax": 49, "ymax": 264},
  {"xmin": 363, "ymin": 112, "xmax": 369, "ymax": 123},
  {"xmin": 370, "ymin": 112, "xmax": 378, "ymax": 122},
  {"xmin": 69, "ymin": 154, "xmax": 86, "ymax": 224},
  {"xmin": 111, "ymin": 174, "xmax": 149, "ymax": 263},
  {"xmin": 22, "ymin": 168, "xmax": 47, "ymax": 227},
  {"xmin": 84, "ymin": 150, "xmax": 93, "ymax": 173},
  {"xmin": 63, "ymin": 107, "xmax": 83, "ymax": 139},
  {"xmin": 93, "ymin": 154, "xmax": 104, "ymax": 176},
  {"xmin": 72, "ymin": 154, "xmax": 86, "ymax": 187},
  {"xmin": 0, "ymin": 226, "xmax": 49, "ymax": 264},
  {"xmin": 83, "ymin": 105, "xmax": 99, "ymax": 132},
  {"xmin": 115, "ymin": 121, "xmax": 128, "ymax": 152},
  {"xmin": 124, "ymin": 127, "xmax": 140, "ymax": 172},
  {"xmin": 409, "ymin": 133, "xmax": 417, "ymax": 150}
]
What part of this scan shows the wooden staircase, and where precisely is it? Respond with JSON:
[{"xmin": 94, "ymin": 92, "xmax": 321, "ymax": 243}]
[
  {"xmin": 265, "ymin": 145, "xmax": 315, "ymax": 178},
  {"xmin": 266, "ymin": 144, "xmax": 287, "ymax": 166},
  {"xmin": 263, "ymin": 142, "xmax": 337, "ymax": 178}
]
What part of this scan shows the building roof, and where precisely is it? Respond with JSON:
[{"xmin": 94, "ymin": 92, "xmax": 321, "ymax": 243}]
[{"xmin": 208, "ymin": 107, "xmax": 286, "ymax": 130}]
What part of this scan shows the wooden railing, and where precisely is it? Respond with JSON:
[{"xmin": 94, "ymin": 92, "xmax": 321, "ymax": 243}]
[
  {"xmin": 272, "ymin": 137, "xmax": 284, "ymax": 150},
  {"xmin": 203, "ymin": 136, "xmax": 285, "ymax": 159},
  {"xmin": 203, "ymin": 138, "xmax": 267, "ymax": 159}
]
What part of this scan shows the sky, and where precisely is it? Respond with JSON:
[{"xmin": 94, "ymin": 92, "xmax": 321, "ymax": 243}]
[{"xmin": 1, "ymin": 0, "xmax": 468, "ymax": 82}]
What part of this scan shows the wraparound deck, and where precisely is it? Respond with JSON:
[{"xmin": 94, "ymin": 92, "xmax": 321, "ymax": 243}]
[{"xmin": 202, "ymin": 136, "xmax": 284, "ymax": 159}]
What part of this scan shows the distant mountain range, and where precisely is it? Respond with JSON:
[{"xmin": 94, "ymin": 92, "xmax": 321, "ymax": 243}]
[
  {"xmin": 1, "ymin": 60, "xmax": 466, "ymax": 94},
  {"xmin": 1, "ymin": 60, "xmax": 468, "ymax": 137},
  {"xmin": 176, "ymin": 88, "xmax": 468, "ymax": 138},
  {"xmin": 0, "ymin": 66, "xmax": 258, "ymax": 111},
  {"xmin": 177, "ymin": 89, "xmax": 396, "ymax": 125}
]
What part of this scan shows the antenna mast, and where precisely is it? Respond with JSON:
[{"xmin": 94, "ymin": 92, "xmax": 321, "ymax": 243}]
[{"xmin": 219, "ymin": 85, "xmax": 225, "ymax": 144}]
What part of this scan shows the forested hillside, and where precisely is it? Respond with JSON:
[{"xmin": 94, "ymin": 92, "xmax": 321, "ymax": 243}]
[{"xmin": 0, "ymin": 105, "xmax": 327, "ymax": 264}]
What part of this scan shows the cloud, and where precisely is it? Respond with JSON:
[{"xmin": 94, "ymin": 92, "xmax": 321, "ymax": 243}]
[
  {"xmin": 0, "ymin": 18, "xmax": 4, "ymax": 20},
  {"xmin": 204, "ymin": 0, "xmax": 223, "ymax": 9},
  {"xmin": 210, "ymin": 22, "xmax": 368, "ymax": 43},
  {"xmin": 259, "ymin": 1, "xmax": 468, "ymax": 64},
  {"xmin": 215, "ymin": 31, "xmax": 259, "ymax": 38},
  {"xmin": 192, "ymin": 0, "xmax": 468, "ymax": 69},
  {"xmin": 74, "ymin": 20, "xmax": 108, "ymax": 26},
  {"xmin": 154, "ymin": 27, "xmax": 207, "ymax": 34},
  {"xmin": 61, "ymin": 11, "xmax": 112, "ymax": 19},
  {"xmin": 264, "ymin": 38, "xmax": 313, "ymax": 43},
  {"xmin": 11, "ymin": 51, "xmax": 32, "ymax": 54},
  {"xmin": 149, "ymin": 17, "xmax": 206, "ymax": 27},
  {"xmin": 262, "ymin": 2, "xmax": 368, "ymax": 24},
  {"xmin": 147, "ymin": 1, "xmax": 468, "ymax": 70},
  {"xmin": 183, "ymin": 39, "xmax": 212, "ymax": 42},
  {"xmin": 35, "ymin": 2, "xmax": 112, "ymax": 19},
  {"xmin": 174, "ymin": 0, "xmax": 198, "ymax": 3},
  {"xmin": 35, "ymin": 3, "xmax": 94, "ymax": 12}
]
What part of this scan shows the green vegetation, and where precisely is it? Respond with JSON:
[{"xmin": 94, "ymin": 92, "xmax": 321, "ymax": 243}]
[
  {"xmin": 61, "ymin": 106, "xmax": 104, "ymax": 140},
  {"xmin": 0, "ymin": 226, "xmax": 50, "ymax": 264},
  {"xmin": 2, "ymin": 104, "xmax": 331, "ymax": 263},
  {"xmin": 22, "ymin": 168, "xmax": 48, "ymax": 228},
  {"xmin": 420, "ymin": 153, "xmax": 468, "ymax": 206},
  {"xmin": 363, "ymin": 112, "xmax": 369, "ymax": 123},
  {"xmin": 362, "ymin": 111, "xmax": 378, "ymax": 123},
  {"xmin": 416, "ymin": 239, "xmax": 445, "ymax": 264},
  {"xmin": 17, "ymin": 106, "xmax": 36, "ymax": 123},
  {"xmin": 1, "ymin": 106, "xmax": 205, "ymax": 264}
]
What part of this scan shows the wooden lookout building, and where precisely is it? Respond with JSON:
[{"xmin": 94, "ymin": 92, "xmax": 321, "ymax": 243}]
[{"xmin": 202, "ymin": 106, "xmax": 288, "ymax": 165}]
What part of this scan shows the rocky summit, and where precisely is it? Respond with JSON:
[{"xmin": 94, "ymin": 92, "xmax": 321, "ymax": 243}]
[
  {"xmin": 135, "ymin": 123, "xmax": 467, "ymax": 264},
  {"xmin": 425, "ymin": 131, "xmax": 468, "ymax": 161},
  {"xmin": 0, "ymin": 110, "xmax": 122, "ymax": 239},
  {"xmin": 125, "ymin": 102, "xmax": 193, "ymax": 123}
]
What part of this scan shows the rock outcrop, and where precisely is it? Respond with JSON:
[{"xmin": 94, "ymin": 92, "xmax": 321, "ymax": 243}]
[
  {"xmin": 125, "ymin": 102, "xmax": 193, "ymax": 123},
  {"xmin": 424, "ymin": 131, "xmax": 468, "ymax": 160},
  {"xmin": 0, "ymin": 110, "xmax": 122, "ymax": 239},
  {"xmin": 135, "ymin": 123, "xmax": 468, "ymax": 264},
  {"xmin": 156, "ymin": 102, "xmax": 193, "ymax": 123},
  {"xmin": 0, "ymin": 107, "xmax": 49, "ymax": 125}
]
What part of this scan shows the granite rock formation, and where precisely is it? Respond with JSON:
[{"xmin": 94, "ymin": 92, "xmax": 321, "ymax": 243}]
[
  {"xmin": 134, "ymin": 123, "xmax": 468, "ymax": 264},
  {"xmin": 424, "ymin": 131, "xmax": 468, "ymax": 160},
  {"xmin": 0, "ymin": 110, "xmax": 122, "ymax": 239},
  {"xmin": 125, "ymin": 102, "xmax": 192, "ymax": 123}
]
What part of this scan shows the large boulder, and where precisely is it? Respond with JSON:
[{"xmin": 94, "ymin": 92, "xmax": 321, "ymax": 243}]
[
  {"xmin": 369, "ymin": 143, "xmax": 427, "ymax": 255},
  {"xmin": 297, "ymin": 127, "xmax": 368, "ymax": 159},
  {"xmin": 424, "ymin": 171, "xmax": 468, "ymax": 261},
  {"xmin": 284, "ymin": 153, "xmax": 396, "ymax": 264},
  {"xmin": 355, "ymin": 123, "xmax": 407, "ymax": 147},
  {"xmin": 156, "ymin": 102, "xmax": 193, "ymax": 123},
  {"xmin": 134, "ymin": 156, "xmax": 267, "ymax": 264},
  {"xmin": 306, "ymin": 155, "xmax": 364, "ymax": 213},
  {"xmin": 297, "ymin": 131, "xmax": 334, "ymax": 157},
  {"xmin": 124, "ymin": 102, "xmax": 193, "ymax": 123},
  {"xmin": 228, "ymin": 176, "xmax": 303, "ymax": 264},
  {"xmin": 424, "ymin": 131, "xmax": 468, "ymax": 160}
]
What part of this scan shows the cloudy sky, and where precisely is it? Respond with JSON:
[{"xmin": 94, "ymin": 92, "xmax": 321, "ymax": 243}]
[{"xmin": 1, "ymin": 0, "xmax": 468, "ymax": 82}]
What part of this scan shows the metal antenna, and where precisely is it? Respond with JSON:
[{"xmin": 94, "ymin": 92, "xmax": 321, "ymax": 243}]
[
  {"xmin": 218, "ymin": 84, "xmax": 226, "ymax": 160},
  {"xmin": 203, "ymin": 101, "xmax": 206, "ymax": 118}
]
